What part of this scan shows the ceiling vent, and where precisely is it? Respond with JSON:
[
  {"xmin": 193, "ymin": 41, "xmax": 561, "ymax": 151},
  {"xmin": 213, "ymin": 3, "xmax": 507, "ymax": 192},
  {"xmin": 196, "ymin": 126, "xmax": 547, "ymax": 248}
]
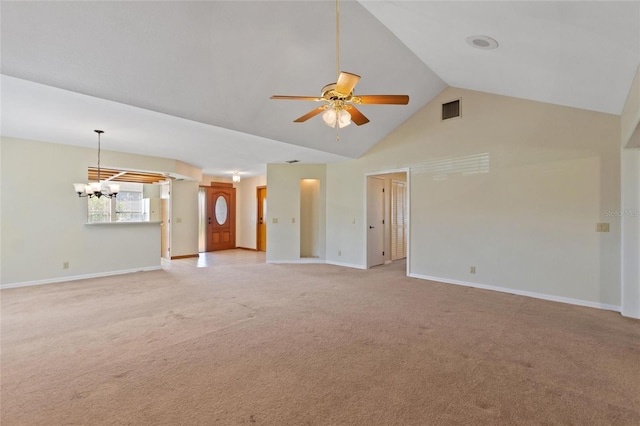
[{"xmin": 442, "ymin": 99, "xmax": 460, "ymax": 121}]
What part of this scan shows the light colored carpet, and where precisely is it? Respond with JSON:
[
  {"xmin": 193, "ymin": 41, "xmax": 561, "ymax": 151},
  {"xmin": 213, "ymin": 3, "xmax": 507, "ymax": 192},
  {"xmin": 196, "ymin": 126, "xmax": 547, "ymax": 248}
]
[{"xmin": 2, "ymin": 250, "xmax": 639, "ymax": 425}]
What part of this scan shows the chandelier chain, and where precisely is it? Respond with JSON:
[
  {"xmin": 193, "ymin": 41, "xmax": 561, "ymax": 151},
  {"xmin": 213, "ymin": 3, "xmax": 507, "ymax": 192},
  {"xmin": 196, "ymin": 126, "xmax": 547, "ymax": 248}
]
[{"xmin": 96, "ymin": 130, "xmax": 101, "ymax": 183}]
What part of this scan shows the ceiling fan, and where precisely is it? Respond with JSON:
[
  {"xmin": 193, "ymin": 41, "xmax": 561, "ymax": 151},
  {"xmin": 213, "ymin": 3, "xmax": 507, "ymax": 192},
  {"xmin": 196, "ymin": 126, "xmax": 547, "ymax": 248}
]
[{"xmin": 270, "ymin": 0, "xmax": 409, "ymax": 132}]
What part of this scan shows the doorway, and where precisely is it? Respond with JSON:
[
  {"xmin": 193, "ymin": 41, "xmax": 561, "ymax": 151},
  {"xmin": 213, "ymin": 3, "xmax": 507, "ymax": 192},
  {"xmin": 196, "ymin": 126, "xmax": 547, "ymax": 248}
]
[
  {"xmin": 257, "ymin": 186, "xmax": 267, "ymax": 252},
  {"xmin": 300, "ymin": 179, "xmax": 321, "ymax": 258},
  {"xmin": 206, "ymin": 183, "xmax": 236, "ymax": 251},
  {"xmin": 160, "ymin": 181, "xmax": 171, "ymax": 259},
  {"xmin": 366, "ymin": 171, "xmax": 409, "ymax": 271}
]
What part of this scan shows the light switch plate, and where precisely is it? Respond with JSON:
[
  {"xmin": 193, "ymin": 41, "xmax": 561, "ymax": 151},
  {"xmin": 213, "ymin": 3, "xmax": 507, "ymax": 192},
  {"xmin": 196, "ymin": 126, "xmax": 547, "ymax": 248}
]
[{"xmin": 596, "ymin": 223, "xmax": 610, "ymax": 232}]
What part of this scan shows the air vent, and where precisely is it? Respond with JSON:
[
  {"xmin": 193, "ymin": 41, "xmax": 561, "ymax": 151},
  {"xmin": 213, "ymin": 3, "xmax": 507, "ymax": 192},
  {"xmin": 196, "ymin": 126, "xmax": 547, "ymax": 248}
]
[
  {"xmin": 286, "ymin": 159, "xmax": 300, "ymax": 164},
  {"xmin": 442, "ymin": 99, "xmax": 460, "ymax": 120}
]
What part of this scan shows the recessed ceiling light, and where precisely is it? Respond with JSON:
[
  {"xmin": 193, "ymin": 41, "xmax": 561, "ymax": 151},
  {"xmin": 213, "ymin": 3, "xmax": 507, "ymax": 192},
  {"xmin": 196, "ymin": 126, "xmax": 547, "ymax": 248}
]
[{"xmin": 466, "ymin": 35, "xmax": 499, "ymax": 50}]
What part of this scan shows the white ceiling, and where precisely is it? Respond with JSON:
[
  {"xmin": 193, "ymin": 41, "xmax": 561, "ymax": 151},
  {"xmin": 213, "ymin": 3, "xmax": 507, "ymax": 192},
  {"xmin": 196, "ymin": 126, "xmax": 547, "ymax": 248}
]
[{"xmin": 1, "ymin": 1, "xmax": 639, "ymax": 178}]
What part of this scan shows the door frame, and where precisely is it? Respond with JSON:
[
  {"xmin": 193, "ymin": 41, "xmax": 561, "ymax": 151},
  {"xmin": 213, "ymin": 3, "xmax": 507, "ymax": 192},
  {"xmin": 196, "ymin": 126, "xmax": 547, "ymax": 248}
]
[
  {"xmin": 256, "ymin": 185, "xmax": 267, "ymax": 252},
  {"xmin": 364, "ymin": 168, "xmax": 411, "ymax": 276}
]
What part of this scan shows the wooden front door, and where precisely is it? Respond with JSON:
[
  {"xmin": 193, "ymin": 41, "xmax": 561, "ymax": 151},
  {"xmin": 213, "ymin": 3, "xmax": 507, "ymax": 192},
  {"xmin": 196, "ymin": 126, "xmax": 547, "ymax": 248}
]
[
  {"xmin": 207, "ymin": 183, "xmax": 236, "ymax": 251},
  {"xmin": 257, "ymin": 186, "xmax": 267, "ymax": 252}
]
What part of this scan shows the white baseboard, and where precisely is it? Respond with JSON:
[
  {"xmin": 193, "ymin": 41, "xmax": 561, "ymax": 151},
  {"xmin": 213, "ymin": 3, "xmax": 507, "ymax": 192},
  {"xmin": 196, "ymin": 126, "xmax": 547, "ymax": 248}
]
[
  {"xmin": 408, "ymin": 273, "xmax": 621, "ymax": 312},
  {"xmin": 1, "ymin": 266, "xmax": 163, "ymax": 290},
  {"xmin": 326, "ymin": 260, "xmax": 367, "ymax": 270},
  {"xmin": 267, "ymin": 259, "xmax": 325, "ymax": 264},
  {"xmin": 267, "ymin": 259, "xmax": 367, "ymax": 270}
]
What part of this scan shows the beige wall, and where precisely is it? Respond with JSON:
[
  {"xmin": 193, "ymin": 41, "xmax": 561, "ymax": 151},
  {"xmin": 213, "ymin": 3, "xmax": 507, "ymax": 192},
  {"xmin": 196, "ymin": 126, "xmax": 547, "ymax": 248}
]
[
  {"xmin": 325, "ymin": 87, "xmax": 621, "ymax": 309},
  {"xmin": 1, "ymin": 137, "xmax": 170, "ymax": 286},
  {"xmin": 620, "ymin": 64, "xmax": 640, "ymax": 318},
  {"xmin": 622, "ymin": 65, "xmax": 640, "ymax": 148},
  {"xmin": 171, "ymin": 180, "xmax": 199, "ymax": 257},
  {"xmin": 199, "ymin": 175, "xmax": 235, "ymax": 186},
  {"xmin": 266, "ymin": 164, "xmax": 326, "ymax": 262},
  {"xmin": 235, "ymin": 175, "xmax": 267, "ymax": 250}
]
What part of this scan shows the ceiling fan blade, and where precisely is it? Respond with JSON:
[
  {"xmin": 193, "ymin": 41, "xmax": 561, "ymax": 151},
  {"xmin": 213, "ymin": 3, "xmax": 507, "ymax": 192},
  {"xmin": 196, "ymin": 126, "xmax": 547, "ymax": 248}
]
[
  {"xmin": 293, "ymin": 105, "xmax": 328, "ymax": 123},
  {"xmin": 271, "ymin": 95, "xmax": 323, "ymax": 101},
  {"xmin": 346, "ymin": 105, "xmax": 370, "ymax": 126},
  {"xmin": 336, "ymin": 71, "xmax": 361, "ymax": 95},
  {"xmin": 356, "ymin": 95, "xmax": 410, "ymax": 105}
]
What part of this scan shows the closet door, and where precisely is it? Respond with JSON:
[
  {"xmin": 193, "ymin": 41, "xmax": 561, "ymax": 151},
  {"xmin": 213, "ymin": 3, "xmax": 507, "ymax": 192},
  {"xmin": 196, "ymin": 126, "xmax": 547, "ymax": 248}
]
[{"xmin": 391, "ymin": 180, "xmax": 407, "ymax": 260}]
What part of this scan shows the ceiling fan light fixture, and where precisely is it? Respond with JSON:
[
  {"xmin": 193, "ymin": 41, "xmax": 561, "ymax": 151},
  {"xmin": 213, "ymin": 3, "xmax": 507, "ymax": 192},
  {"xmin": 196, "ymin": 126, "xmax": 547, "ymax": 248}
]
[
  {"xmin": 322, "ymin": 107, "xmax": 352, "ymax": 128},
  {"xmin": 322, "ymin": 108, "xmax": 337, "ymax": 127},
  {"xmin": 269, "ymin": 0, "xmax": 408, "ymax": 131},
  {"xmin": 337, "ymin": 109, "xmax": 351, "ymax": 128}
]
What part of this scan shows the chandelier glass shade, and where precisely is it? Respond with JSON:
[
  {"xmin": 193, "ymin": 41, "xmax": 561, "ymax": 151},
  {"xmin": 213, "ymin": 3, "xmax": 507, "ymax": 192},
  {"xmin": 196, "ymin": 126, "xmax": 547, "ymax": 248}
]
[
  {"xmin": 322, "ymin": 107, "xmax": 351, "ymax": 128},
  {"xmin": 73, "ymin": 130, "xmax": 120, "ymax": 198}
]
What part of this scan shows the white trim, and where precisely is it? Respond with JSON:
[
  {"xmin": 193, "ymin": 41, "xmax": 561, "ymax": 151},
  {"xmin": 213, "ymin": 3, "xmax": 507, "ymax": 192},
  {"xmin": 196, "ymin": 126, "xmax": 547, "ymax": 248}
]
[
  {"xmin": 0, "ymin": 266, "xmax": 162, "ymax": 290},
  {"xmin": 408, "ymin": 273, "xmax": 621, "ymax": 312},
  {"xmin": 85, "ymin": 221, "xmax": 161, "ymax": 226},
  {"xmin": 326, "ymin": 260, "xmax": 367, "ymax": 270}
]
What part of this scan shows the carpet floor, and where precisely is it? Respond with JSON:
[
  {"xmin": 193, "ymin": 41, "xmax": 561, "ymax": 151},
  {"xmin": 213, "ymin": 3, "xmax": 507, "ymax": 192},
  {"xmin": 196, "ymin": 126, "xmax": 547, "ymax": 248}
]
[{"xmin": 1, "ymin": 250, "xmax": 639, "ymax": 425}]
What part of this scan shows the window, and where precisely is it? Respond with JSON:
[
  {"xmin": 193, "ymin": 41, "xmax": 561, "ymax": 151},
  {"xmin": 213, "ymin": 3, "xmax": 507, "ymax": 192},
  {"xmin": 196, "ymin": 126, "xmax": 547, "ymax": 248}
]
[
  {"xmin": 88, "ymin": 196, "xmax": 111, "ymax": 223},
  {"xmin": 87, "ymin": 182, "xmax": 146, "ymax": 223},
  {"xmin": 115, "ymin": 190, "xmax": 144, "ymax": 222}
]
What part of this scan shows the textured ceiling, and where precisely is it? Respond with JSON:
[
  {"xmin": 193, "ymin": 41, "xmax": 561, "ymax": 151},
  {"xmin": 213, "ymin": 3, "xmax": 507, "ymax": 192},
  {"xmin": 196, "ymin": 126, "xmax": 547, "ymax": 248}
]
[{"xmin": 1, "ymin": 1, "xmax": 639, "ymax": 177}]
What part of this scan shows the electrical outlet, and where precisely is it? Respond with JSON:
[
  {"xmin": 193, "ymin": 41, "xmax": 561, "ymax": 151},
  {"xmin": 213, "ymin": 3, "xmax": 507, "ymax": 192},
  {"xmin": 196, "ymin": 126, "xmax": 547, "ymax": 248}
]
[
  {"xmin": 596, "ymin": 223, "xmax": 610, "ymax": 232},
  {"xmin": 272, "ymin": 218, "xmax": 278, "ymax": 224},
  {"xmin": 470, "ymin": 266, "xmax": 476, "ymax": 274},
  {"xmin": 63, "ymin": 262, "xmax": 69, "ymax": 270}
]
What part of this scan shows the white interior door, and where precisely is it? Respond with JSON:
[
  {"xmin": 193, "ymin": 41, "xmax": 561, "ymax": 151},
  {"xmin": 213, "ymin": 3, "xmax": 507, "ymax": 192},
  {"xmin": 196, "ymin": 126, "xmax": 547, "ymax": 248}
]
[
  {"xmin": 391, "ymin": 180, "xmax": 407, "ymax": 260},
  {"xmin": 367, "ymin": 176, "xmax": 385, "ymax": 268}
]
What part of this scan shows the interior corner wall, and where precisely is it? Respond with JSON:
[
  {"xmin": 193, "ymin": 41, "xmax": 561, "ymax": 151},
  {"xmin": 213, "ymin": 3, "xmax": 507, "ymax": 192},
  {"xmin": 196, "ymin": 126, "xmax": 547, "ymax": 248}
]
[
  {"xmin": 0, "ymin": 137, "xmax": 165, "ymax": 286},
  {"xmin": 235, "ymin": 175, "xmax": 267, "ymax": 250},
  {"xmin": 326, "ymin": 87, "xmax": 622, "ymax": 309},
  {"xmin": 622, "ymin": 64, "xmax": 640, "ymax": 148},
  {"xmin": 170, "ymin": 180, "xmax": 199, "ymax": 257},
  {"xmin": 199, "ymin": 174, "xmax": 233, "ymax": 186},
  {"xmin": 266, "ymin": 164, "xmax": 326, "ymax": 262},
  {"xmin": 621, "ymin": 144, "xmax": 640, "ymax": 318},
  {"xmin": 620, "ymin": 65, "xmax": 640, "ymax": 318}
]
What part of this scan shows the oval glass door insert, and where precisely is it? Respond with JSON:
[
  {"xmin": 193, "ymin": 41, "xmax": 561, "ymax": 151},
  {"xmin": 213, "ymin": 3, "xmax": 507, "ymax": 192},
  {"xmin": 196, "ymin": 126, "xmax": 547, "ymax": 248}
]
[{"xmin": 215, "ymin": 195, "xmax": 228, "ymax": 225}]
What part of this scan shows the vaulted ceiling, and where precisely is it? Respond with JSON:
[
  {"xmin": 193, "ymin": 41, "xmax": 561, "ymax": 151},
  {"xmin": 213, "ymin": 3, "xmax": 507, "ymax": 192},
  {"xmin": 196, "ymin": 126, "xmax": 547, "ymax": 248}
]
[{"xmin": 2, "ymin": 1, "xmax": 639, "ymax": 177}]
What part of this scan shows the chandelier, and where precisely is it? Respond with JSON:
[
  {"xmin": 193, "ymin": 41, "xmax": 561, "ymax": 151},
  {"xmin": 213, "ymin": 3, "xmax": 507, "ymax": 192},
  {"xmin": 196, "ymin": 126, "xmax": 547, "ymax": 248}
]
[
  {"xmin": 232, "ymin": 171, "xmax": 241, "ymax": 183},
  {"xmin": 73, "ymin": 130, "xmax": 120, "ymax": 198}
]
